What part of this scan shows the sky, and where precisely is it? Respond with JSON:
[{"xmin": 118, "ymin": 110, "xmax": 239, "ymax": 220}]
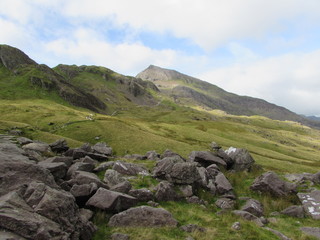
[{"xmin": 1, "ymin": 0, "xmax": 320, "ymax": 116}]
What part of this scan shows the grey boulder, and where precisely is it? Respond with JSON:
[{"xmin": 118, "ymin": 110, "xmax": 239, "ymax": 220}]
[
  {"xmin": 108, "ymin": 206, "xmax": 178, "ymax": 227},
  {"xmin": 225, "ymin": 147, "xmax": 255, "ymax": 171}
]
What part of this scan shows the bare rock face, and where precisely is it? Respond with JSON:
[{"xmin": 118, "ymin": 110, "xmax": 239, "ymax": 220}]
[
  {"xmin": 225, "ymin": 147, "xmax": 255, "ymax": 171},
  {"xmin": 298, "ymin": 190, "xmax": 320, "ymax": 220},
  {"xmin": 250, "ymin": 171, "xmax": 297, "ymax": 197},
  {"xmin": 86, "ymin": 188, "xmax": 138, "ymax": 212},
  {"xmin": 108, "ymin": 206, "xmax": 178, "ymax": 227}
]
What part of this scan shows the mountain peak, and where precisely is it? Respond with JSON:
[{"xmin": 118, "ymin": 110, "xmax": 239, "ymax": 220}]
[{"xmin": 0, "ymin": 44, "xmax": 37, "ymax": 70}]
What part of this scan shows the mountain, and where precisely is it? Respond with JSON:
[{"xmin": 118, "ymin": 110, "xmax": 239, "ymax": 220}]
[
  {"xmin": 0, "ymin": 45, "xmax": 158, "ymax": 114},
  {"xmin": 305, "ymin": 115, "xmax": 320, "ymax": 122},
  {"xmin": 137, "ymin": 65, "xmax": 320, "ymax": 128}
]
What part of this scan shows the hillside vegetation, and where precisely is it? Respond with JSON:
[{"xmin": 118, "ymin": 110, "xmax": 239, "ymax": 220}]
[{"xmin": 1, "ymin": 45, "xmax": 320, "ymax": 239}]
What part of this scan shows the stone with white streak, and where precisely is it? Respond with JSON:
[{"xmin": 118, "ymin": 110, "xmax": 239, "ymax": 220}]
[{"xmin": 297, "ymin": 190, "xmax": 320, "ymax": 220}]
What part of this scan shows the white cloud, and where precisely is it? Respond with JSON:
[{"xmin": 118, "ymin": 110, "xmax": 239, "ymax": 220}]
[
  {"xmin": 43, "ymin": 28, "xmax": 197, "ymax": 75},
  {"xmin": 198, "ymin": 50, "xmax": 320, "ymax": 115}
]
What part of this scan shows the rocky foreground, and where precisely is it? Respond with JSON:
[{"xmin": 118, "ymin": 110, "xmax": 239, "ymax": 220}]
[{"xmin": 1, "ymin": 135, "xmax": 320, "ymax": 240}]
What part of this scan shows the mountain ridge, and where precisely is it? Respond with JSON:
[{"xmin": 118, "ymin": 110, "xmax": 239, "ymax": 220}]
[{"xmin": 137, "ymin": 65, "xmax": 320, "ymax": 129}]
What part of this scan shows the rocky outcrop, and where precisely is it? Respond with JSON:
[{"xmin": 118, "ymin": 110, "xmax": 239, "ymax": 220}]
[
  {"xmin": 250, "ymin": 171, "xmax": 297, "ymax": 197},
  {"xmin": 225, "ymin": 147, "xmax": 255, "ymax": 171},
  {"xmin": 86, "ymin": 188, "xmax": 138, "ymax": 212},
  {"xmin": 298, "ymin": 190, "xmax": 320, "ymax": 220},
  {"xmin": 189, "ymin": 151, "xmax": 227, "ymax": 168},
  {"xmin": 108, "ymin": 206, "xmax": 178, "ymax": 227}
]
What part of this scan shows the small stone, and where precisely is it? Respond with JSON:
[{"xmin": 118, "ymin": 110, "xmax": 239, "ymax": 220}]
[{"xmin": 231, "ymin": 222, "xmax": 241, "ymax": 230}]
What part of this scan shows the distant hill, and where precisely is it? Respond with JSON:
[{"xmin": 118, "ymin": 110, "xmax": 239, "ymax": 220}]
[
  {"xmin": 137, "ymin": 65, "xmax": 320, "ymax": 129},
  {"xmin": 305, "ymin": 115, "xmax": 320, "ymax": 122}
]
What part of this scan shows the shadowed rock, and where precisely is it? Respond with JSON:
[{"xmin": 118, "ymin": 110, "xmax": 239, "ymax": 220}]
[
  {"xmin": 225, "ymin": 147, "xmax": 255, "ymax": 171},
  {"xmin": 241, "ymin": 199, "xmax": 264, "ymax": 217},
  {"xmin": 189, "ymin": 151, "xmax": 227, "ymax": 168},
  {"xmin": 108, "ymin": 206, "xmax": 178, "ymax": 227}
]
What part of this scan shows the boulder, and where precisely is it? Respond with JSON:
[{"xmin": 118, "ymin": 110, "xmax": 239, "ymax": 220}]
[
  {"xmin": 49, "ymin": 139, "xmax": 69, "ymax": 153},
  {"xmin": 284, "ymin": 173, "xmax": 313, "ymax": 183},
  {"xmin": 197, "ymin": 167, "xmax": 208, "ymax": 187},
  {"xmin": 128, "ymin": 188, "xmax": 154, "ymax": 202},
  {"xmin": 264, "ymin": 227, "xmax": 292, "ymax": 240},
  {"xmin": 42, "ymin": 156, "xmax": 73, "ymax": 167},
  {"xmin": 145, "ymin": 150, "xmax": 160, "ymax": 160},
  {"xmin": 67, "ymin": 162, "xmax": 95, "ymax": 178},
  {"xmin": 22, "ymin": 142, "xmax": 50, "ymax": 153},
  {"xmin": 92, "ymin": 142, "xmax": 113, "ymax": 156},
  {"xmin": 300, "ymin": 227, "xmax": 320, "ymax": 239},
  {"xmin": 178, "ymin": 185, "xmax": 193, "ymax": 197},
  {"xmin": 250, "ymin": 171, "xmax": 297, "ymax": 197},
  {"xmin": 38, "ymin": 162, "xmax": 68, "ymax": 180},
  {"xmin": 70, "ymin": 183, "xmax": 98, "ymax": 204},
  {"xmin": 104, "ymin": 169, "xmax": 126, "ymax": 188},
  {"xmin": 180, "ymin": 224, "xmax": 206, "ymax": 233},
  {"xmin": 78, "ymin": 155, "xmax": 99, "ymax": 165},
  {"xmin": 232, "ymin": 210, "xmax": 259, "ymax": 221},
  {"xmin": 297, "ymin": 190, "xmax": 320, "ymax": 219},
  {"xmin": 86, "ymin": 188, "xmax": 138, "ymax": 212},
  {"xmin": 215, "ymin": 172, "xmax": 233, "ymax": 194},
  {"xmin": 312, "ymin": 171, "xmax": 320, "ymax": 184},
  {"xmin": 186, "ymin": 196, "xmax": 207, "ymax": 205},
  {"xmin": 113, "ymin": 161, "xmax": 149, "ymax": 176},
  {"xmin": 206, "ymin": 164, "xmax": 221, "ymax": 179},
  {"xmin": 215, "ymin": 197, "xmax": 235, "ymax": 210},
  {"xmin": 154, "ymin": 181, "xmax": 179, "ymax": 201},
  {"xmin": 281, "ymin": 205, "xmax": 305, "ymax": 218},
  {"xmin": 72, "ymin": 148, "xmax": 88, "ymax": 159},
  {"xmin": 153, "ymin": 156, "xmax": 185, "ymax": 179},
  {"xmin": 68, "ymin": 171, "xmax": 108, "ymax": 189},
  {"xmin": 0, "ymin": 142, "xmax": 58, "ymax": 196},
  {"xmin": 17, "ymin": 137, "xmax": 33, "ymax": 146},
  {"xmin": 241, "ymin": 199, "xmax": 264, "ymax": 217},
  {"xmin": 0, "ymin": 191, "xmax": 68, "ymax": 240},
  {"xmin": 94, "ymin": 161, "xmax": 115, "ymax": 172},
  {"xmin": 231, "ymin": 222, "xmax": 241, "ymax": 231},
  {"xmin": 110, "ymin": 181, "xmax": 132, "ymax": 194},
  {"xmin": 108, "ymin": 206, "xmax": 178, "ymax": 227},
  {"xmin": 189, "ymin": 151, "xmax": 227, "ymax": 168},
  {"xmin": 207, "ymin": 179, "xmax": 217, "ymax": 195},
  {"xmin": 162, "ymin": 149, "xmax": 184, "ymax": 160},
  {"xmin": 167, "ymin": 162, "xmax": 200, "ymax": 184},
  {"xmin": 225, "ymin": 147, "xmax": 255, "ymax": 171}
]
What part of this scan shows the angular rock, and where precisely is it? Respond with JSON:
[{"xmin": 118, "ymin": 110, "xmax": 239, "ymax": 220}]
[
  {"xmin": 207, "ymin": 179, "xmax": 217, "ymax": 195},
  {"xmin": 86, "ymin": 188, "xmax": 138, "ymax": 212},
  {"xmin": 0, "ymin": 191, "xmax": 67, "ymax": 240},
  {"xmin": 110, "ymin": 181, "xmax": 132, "ymax": 194},
  {"xmin": 22, "ymin": 142, "xmax": 50, "ymax": 153},
  {"xmin": 113, "ymin": 161, "xmax": 149, "ymax": 176},
  {"xmin": 92, "ymin": 142, "xmax": 113, "ymax": 156},
  {"xmin": 281, "ymin": 205, "xmax": 305, "ymax": 218},
  {"xmin": 70, "ymin": 183, "xmax": 98, "ymax": 203},
  {"xmin": 0, "ymin": 142, "xmax": 57, "ymax": 196},
  {"xmin": 250, "ymin": 171, "xmax": 297, "ymax": 197},
  {"xmin": 38, "ymin": 162, "xmax": 68, "ymax": 180},
  {"xmin": 49, "ymin": 139, "xmax": 69, "ymax": 153},
  {"xmin": 145, "ymin": 150, "xmax": 160, "ymax": 160},
  {"xmin": 300, "ymin": 227, "xmax": 320, "ymax": 239},
  {"xmin": 87, "ymin": 152, "xmax": 108, "ymax": 161},
  {"xmin": 197, "ymin": 167, "xmax": 208, "ymax": 187},
  {"xmin": 312, "ymin": 171, "xmax": 320, "ymax": 184},
  {"xmin": 17, "ymin": 137, "xmax": 33, "ymax": 146},
  {"xmin": 42, "ymin": 156, "xmax": 73, "ymax": 167},
  {"xmin": 128, "ymin": 188, "xmax": 154, "ymax": 202},
  {"xmin": 72, "ymin": 148, "xmax": 88, "ymax": 159},
  {"xmin": 206, "ymin": 164, "xmax": 221, "ymax": 179},
  {"xmin": 179, "ymin": 185, "xmax": 193, "ymax": 197},
  {"xmin": 67, "ymin": 162, "xmax": 95, "ymax": 178},
  {"xmin": 69, "ymin": 171, "xmax": 108, "ymax": 189},
  {"xmin": 168, "ymin": 162, "xmax": 200, "ymax": 184},
  {"xmin": 94, "ymin": 161, "xmax": 115, "ymax": 172},
  {"xmin": 216, "ymin": 198, "xmax": 235, "ymax": 210},
  {"xmin": 189, "ymin": 151, "xmax": 227, "ymax": 168},
  {"xmin": 180, "ymin": 224, "xmax": 206, "ymax": 233},
  {"xmin": 215, "ymin": 172, "xmax": 233, "ymax": 194},
  {"xmin": 162, "ymin": 149, "xmax": 184, "ymax": 160},
  {"xmin": 79, "ymin": 155, "xmax": 99, "ymax": 165},
  {"xmin": 153, "ymin": 156, "xmax": 185, "ymax": 179},
  {"xmin": 79, "ymin": 208, "xmax": 94, "ymax": 222},
  {"xmin": 225, "ymin": 147, "xmax": 255, "ymax": 171},
  {"xmin": 186, "ymin": 196, "xmax": 207, "ymax": 205},
  {"xmin": 104, "ymin": 169, "xmax": 126, "ymax": 187},
  {"xmin": 108, "ymin": 206, "xmax": 178, "ymax": 227},
  {"xmin": 298, "ymin": 190, "xmax": 320, "ymax": 219},
  {"xmin": 232, "ymin": 210, "xmax": 259, "ymax": 221},
  {"xmin": 241, "ymin": 199, "xmax": 264, "ymax": 217},
  {"xmin": 154, "ymin": 181, "xmax": 179, "ymax": 201},
  {"xmin": 284, "ymin": 173, "xmax": 314, "ymax": 183}
]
